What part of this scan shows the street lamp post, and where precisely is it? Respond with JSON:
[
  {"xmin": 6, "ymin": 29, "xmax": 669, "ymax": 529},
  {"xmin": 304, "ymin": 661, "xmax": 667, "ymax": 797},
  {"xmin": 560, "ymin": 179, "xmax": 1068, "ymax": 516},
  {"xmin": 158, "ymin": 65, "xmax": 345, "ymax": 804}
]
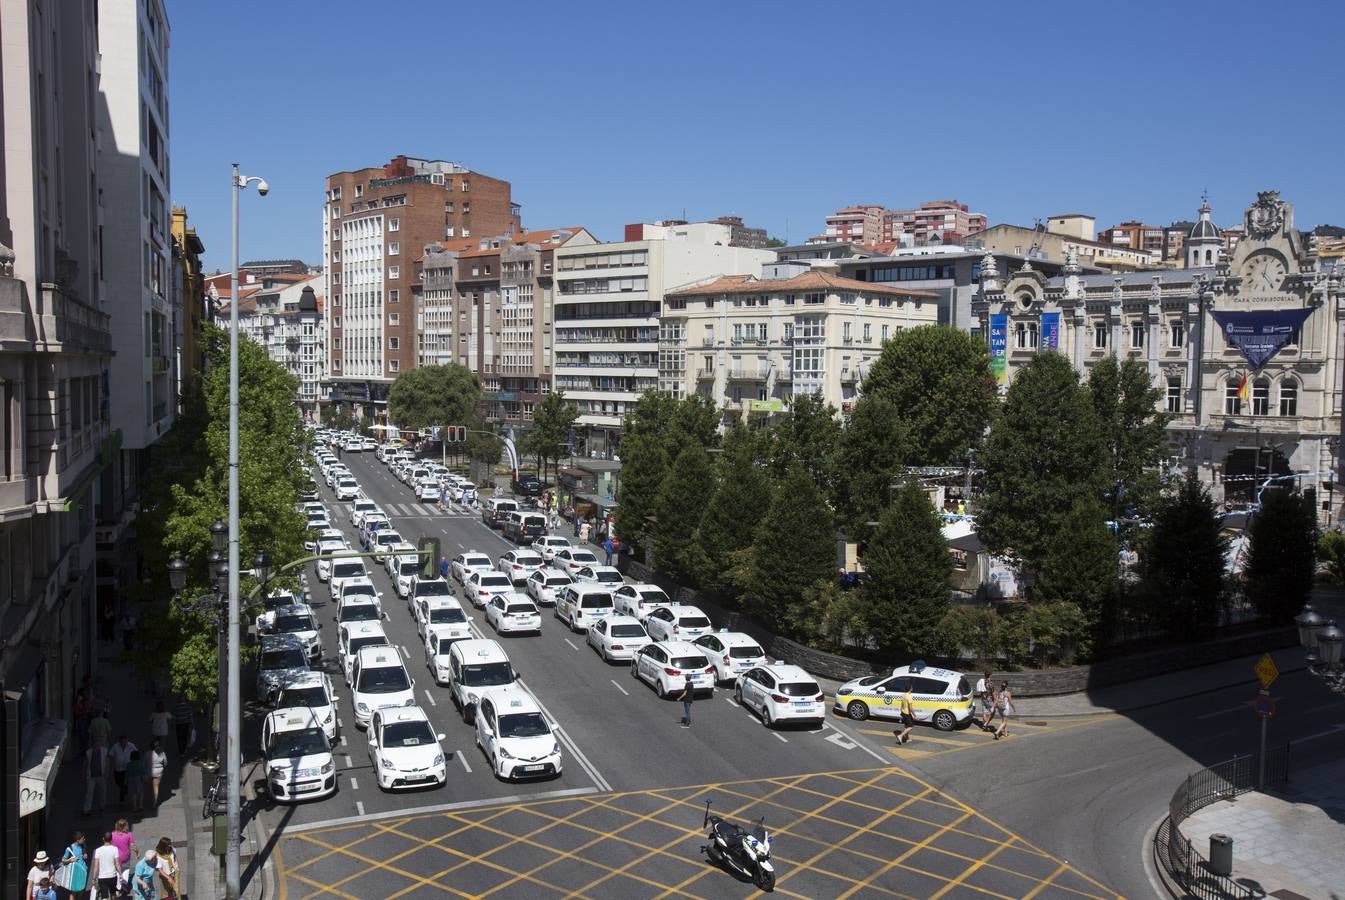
[
  {"xmin": 1295, "ymin": 604, "xmax": 1345, "ymax": 693},
  {"xmin": 228, "ymin": 164, "xmax": 268, "ymax": 900}
]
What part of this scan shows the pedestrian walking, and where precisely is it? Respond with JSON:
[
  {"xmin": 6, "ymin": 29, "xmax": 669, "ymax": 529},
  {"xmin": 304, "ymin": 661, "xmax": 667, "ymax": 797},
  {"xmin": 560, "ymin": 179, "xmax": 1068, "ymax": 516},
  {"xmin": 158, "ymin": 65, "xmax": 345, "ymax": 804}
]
[
  {"xmin": 126, "ymin": 752, "xmax": 145, "ymax": 813},
  {"xmin": 119, "ymin": 611, "xmax": 137, "ymax": 651},
  {"xmin": 130, "ymin": 850, "xmax": 157, "ymax": 900},
  {"xmin": 994, "ymin": 682, "xmax": 1014, "ymax": 740},
  {"xmin": 56, "ymin": 831, "xmax": 89, "ymax": 899},
  {"xmin": 172, "ymin": 698, "xmax": 193, "ymax": 756},
  {"xmin": 147, "ymin": 701, "xmax": 172, "ymax": 748},
  {"xmin": 26, "ymin": 850, "xmax": 55, "ymax": 900},
  {"xmin": 83, "ymin": 739, "xmax": 109, "ymax": 816},
  {"xmin": 110, "ymin": 820, "xmax": 137, "ymax": 873},
  {"xmin": 603, "ymin": 537, "xmax": 614, "ymax": 566},
  {"xmin": 154, "ymin": 837, "xmax": 179, "ymax": 899},
  {"xmin": 148, "ymin": 739, "xmax": 167, "ymax": 808},
  {"xmin": 677, "ymin": 678, "xmax": 695, "ymax": 728},
  {"xmin": 108, "ymin": 735, "xmax": 138, "ymax": 805},
  {"xmin": 895, "ymin": 685, "xmax": 916, "ymax": 745},
  {"xmin": 579, "ymin": 521, "xmax": 591, "ymax": 544},
  {"xmin": 87, "ymin": 707, "xmax": 112, "ymax": 750},
  {"xmin": 92, "ymin": 833, "xmax": 120, "ymax": 899}
]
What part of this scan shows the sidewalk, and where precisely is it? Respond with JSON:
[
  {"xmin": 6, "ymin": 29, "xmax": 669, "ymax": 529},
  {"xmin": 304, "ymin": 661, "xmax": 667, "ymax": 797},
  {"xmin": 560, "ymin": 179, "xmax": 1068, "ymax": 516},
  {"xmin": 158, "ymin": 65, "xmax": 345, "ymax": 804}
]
[{"xmin": 1177, "ymin": 759, "xmax": 1345, "ymax": 898}]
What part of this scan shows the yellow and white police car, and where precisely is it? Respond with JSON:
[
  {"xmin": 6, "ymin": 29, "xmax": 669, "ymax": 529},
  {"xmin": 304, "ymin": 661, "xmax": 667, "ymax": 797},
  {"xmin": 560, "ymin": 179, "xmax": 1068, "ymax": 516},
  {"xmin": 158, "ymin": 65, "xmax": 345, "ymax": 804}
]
[{"xmin": 833, "ymin": 663, "xmax": 974, "ymax": 731}]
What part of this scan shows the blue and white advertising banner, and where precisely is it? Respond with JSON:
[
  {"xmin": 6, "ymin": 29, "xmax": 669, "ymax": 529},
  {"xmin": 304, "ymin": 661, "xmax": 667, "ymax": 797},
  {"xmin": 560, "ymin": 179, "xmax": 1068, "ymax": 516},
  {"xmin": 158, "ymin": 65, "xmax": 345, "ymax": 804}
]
[
  {"xmin": 1040, "ymin": 312, "xmax": 1060, "ymax": 351},
  {"xmin": 989, "ymin": 314, "xmax": 1008, "ymax": 384},
  {"xmin": 1211, "ymin": 309, "xmax": 1312, "ymax": 369}
]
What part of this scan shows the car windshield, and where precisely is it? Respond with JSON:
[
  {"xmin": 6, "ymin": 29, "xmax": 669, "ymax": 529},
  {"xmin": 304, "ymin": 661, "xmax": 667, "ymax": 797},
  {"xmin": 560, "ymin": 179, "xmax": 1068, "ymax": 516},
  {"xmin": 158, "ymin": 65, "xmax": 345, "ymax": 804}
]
[
  {"xmin": 399, "ymin": 562, "xmax": 420, "ymax": 576},
  {"xmin": 679, "ymin": 615, "xmax": 711, "ymax": 629},
  {"xmin": 333, "ymin": 563, "xmax": 365, "ymax": 578},
  {"xmin": 580, "ymin": 593, "xmax": 612, "ymax": 608},
  {"xmin": 381, "ymin": 721, "xmax": 435, "ymax": 748},
  {"xmin": 478, "ymin": 575, "xmax": 510, "ymax": 588},
  {"xmin": 465, "ymin": 556, "xmax": 491, "ymax": 568},
  {"xmin": 347, "ymin": 636, "xmax": 386, "ymax": 656},
  {"xmin": 429, "ymin": 607, "xmax": 467, "ymax": 624},
  {"xmin": 506, "ymin": 604, "xmax": 535, "ymax": 615},
  {"xmin": 498, "ymin": 712, "xmax": 550, "ymax": 739},
  {"xmin": 671, "ymin": 655, "xmax": 709, "ymax": 670},
  {"xmin": 416, "ymin": 581, "xmax": 450, "ymax": 597},
  {"xmin": 610, "ymin": 624, "xmax": 647, "ymax": 638},
  {"xmin": 339, "ymin": 605, "xmax": 378, "ymax": 623},
  {"xmin": 267, "ymin": 727, "xmax": 328, "ymax": 759},
  {"xmin": 729, "ymin": 645, "xmax": 764, "ymax": 659},
  {"xmin": 357, "ymin": 666, "xmax": 410, "ymax": 693},
  {"xmin": 261, "ymin": 648, "xmax": 306, "ymax": 670},
  {"xmin": 461, "ymin": 663, "xmax": 513, "ymax": 686},
  {"xmin": 274, "ymin": 615, "xmax": 316, "ymax": 634},
  {"xmin": 343, "ymin": 584, "xmax": 376, "ymax": 599},
  {"xmin": 781, "ymin": 681, "xmax": 820, "ymax": 697},
  {"xmin": 277, "ymin": 686, "xmax": 328, "ymax": 708}
]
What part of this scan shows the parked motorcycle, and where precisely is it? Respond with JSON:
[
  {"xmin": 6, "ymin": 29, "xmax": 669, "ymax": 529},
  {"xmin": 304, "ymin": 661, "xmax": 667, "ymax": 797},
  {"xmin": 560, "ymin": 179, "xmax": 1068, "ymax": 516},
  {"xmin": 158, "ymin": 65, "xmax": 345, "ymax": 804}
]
[{"xmin": 701, "ymin": 799, "xmax": 775, "ymax": 891}]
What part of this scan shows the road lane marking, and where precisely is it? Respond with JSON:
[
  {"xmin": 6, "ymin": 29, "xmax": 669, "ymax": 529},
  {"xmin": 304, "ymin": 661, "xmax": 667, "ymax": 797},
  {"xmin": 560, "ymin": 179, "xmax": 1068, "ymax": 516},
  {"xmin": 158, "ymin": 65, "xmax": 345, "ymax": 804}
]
[
  {"xmin": 286, "ymin": 786, "xmax": 598, "ymax": 832},
  {"xmin": 457, "ymin": 750, "xmax": 472, "ymax": 774},
  {"xmin": 423, "ymin": 689, "xmax": 437, "ymax": 706},
  {"xmin": 610, "ymin": 679, "xmax": 629, "ymax": 696}
]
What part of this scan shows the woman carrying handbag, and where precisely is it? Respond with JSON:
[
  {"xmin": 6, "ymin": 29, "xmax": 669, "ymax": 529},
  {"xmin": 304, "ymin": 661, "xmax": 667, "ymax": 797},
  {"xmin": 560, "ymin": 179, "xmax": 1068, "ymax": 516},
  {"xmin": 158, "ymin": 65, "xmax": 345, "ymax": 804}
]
[{"xmin": 54, "ymin": 831, "xmax": 89, "ymax": 899}]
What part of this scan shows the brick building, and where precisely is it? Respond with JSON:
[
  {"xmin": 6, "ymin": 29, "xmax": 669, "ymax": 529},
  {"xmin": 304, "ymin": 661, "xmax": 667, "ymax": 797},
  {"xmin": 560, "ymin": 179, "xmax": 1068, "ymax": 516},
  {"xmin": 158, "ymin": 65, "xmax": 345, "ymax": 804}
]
[{"xmin": 322, "ymin": 155, "xmax": 521, "ymax": 417}]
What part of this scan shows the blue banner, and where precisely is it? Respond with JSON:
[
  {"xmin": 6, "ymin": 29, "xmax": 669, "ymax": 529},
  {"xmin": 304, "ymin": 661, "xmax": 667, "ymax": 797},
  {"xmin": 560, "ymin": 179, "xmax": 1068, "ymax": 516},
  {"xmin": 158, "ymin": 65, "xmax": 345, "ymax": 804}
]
[
  {"xmin": 1211, "ymin": 309, "xmax": 1312, "ymax": 369},
  {"xmin": 1040, "ymin": 312, "xmax": 1060, "ymax": 351},
  {"xmin": 989, "ymin": 314, "xmax": 1008, "ymax": 384}
]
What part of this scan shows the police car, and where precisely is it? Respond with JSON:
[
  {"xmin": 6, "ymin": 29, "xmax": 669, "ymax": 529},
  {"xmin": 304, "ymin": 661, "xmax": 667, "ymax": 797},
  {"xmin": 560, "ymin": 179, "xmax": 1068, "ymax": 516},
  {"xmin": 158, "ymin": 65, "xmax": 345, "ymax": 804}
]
[
  {"xmin": 368, "ymin": 706, "xmax": 447, "ymax": 791},
  {"xmin": 474, "ymin": 686, "xmax": 562, "ymax": 781},
  {"xmin": 735, "ymin": 662, "xmax": 825, "ymax": 727},
  {"xmin": 350, "ymin": 645, "xmax": 417, "ymax": 730},
  {"xmin": 274, "ymin": 671, "xmax": 339, "ymax": 743},
  {"xmin": 693, "ymin": 631, "xmax": 766, "ymax": 685},
  {"xmin": 833, "ymin": 663, "xmax": 974, "ymax": 731},
  {"xmin": 262, "ymin": 708, "xmax": 336, "ymax": 802}
]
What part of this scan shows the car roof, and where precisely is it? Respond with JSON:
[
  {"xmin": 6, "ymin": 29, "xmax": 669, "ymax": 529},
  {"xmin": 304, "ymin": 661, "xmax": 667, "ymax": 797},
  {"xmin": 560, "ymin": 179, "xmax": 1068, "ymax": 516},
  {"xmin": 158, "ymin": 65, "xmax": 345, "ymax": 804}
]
[
  {"xmin": 476, "ymin": 685, "xmax": 541, "ymax": 716},
  {"xmin": 265, "ymin": 707, "xmax": 324, "ymax": 732},
  {"xmin": 449, "ymin": 638, "xmax": 508, "ymax": 662},
  {"xmin": 354, "ymin": 645, "xmax": 405, "ymax": 667}
]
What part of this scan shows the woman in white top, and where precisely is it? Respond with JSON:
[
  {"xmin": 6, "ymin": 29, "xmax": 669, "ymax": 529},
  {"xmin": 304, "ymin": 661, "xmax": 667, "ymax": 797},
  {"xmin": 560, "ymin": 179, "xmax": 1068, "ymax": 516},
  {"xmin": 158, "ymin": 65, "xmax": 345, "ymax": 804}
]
[{"xmin": 148, "ymin": 739, "xmax": 168, "ymax": 808}]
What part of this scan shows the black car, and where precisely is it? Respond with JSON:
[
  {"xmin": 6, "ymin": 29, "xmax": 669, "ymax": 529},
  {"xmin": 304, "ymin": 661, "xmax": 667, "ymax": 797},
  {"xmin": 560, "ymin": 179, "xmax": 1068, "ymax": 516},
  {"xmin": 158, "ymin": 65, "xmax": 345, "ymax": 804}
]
[{"xmin": 511, "ymin": 474, "xmax": 542, "ymax": 496}]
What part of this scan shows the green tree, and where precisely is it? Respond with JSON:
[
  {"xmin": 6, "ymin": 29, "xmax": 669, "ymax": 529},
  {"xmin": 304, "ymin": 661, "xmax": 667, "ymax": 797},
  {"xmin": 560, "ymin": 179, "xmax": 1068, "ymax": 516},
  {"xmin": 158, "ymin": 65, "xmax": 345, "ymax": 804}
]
[
  {"xmin": 652, "ymin": 446, "xmax": 715, "ymax": 579},
  {"xmin": 769, "ymin": 392, "xmax": 840, "ymax": 488},
  {"xmin": 694, "ymin": 424, "xmax": 774, "ymax": 593},
  {"xmin": 1245, "ymin": 488, "xmax": 1318, "ymax": 623},
  {"xmin": 527, "ymin": 391, "xmax": 578, "ymax": 484},
  {"xmin": 743, "ymin": 465, "xmax": 837, "ymax": 634},
  {"xmin": 1318, "ymin": 529, "xmax": 1345, "ymax": 584},
  {"xmin": 1087, "ymin": 355, "xmax": 1171, "ymax": 519},
  {"xmin": 387, "ymin": 364, "xmax": 482, "ymax": 431},
  {"xmin": 613, "ymin": 434, "xmax": 667, "ymax": 557},
  {"xmin": 977, "ymin": 352, "xmax": 1106, "ymax": 579},
  {"xmin": 858, "ymin": 481, "xmax": 952, "ymax": 656},
  {"xmin": 861, "ymin": 324, "xmax": 997, "ymax": 464},
  {"xmin": 1033, "ymin": 496, "xmax": 1115, "ymax": 657},
  {"xmin": 1143, "ymin": 474, "xmax": 1228, "ymax": 641},
  {"xmin": 831, "ymin": 395, "xmax": 906, "ymax": 541}
]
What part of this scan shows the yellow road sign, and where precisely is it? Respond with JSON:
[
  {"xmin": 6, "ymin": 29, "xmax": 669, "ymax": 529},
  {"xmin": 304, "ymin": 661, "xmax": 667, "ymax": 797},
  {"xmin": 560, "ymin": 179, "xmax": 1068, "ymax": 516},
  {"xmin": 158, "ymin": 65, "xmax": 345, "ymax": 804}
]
[{"xmin": 1254, "ymin": 653, "xmax": 1279, "ymax": 689}]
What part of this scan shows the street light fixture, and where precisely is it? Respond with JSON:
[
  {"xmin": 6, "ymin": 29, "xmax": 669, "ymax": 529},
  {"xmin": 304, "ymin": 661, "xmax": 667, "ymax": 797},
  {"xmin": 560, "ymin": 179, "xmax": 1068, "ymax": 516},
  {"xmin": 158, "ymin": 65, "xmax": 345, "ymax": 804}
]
[{"xmin": 1295, "ymin": 604, "xmax": 1345, "ymax": 693}]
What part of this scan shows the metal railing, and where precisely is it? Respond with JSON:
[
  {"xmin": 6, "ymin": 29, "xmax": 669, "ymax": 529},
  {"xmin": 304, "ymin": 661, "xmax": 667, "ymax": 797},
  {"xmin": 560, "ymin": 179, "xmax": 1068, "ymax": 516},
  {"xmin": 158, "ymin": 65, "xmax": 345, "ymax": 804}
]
[{"xmin": 1153, "ymin": 746, "xmax": 1290, "ymax": 899}]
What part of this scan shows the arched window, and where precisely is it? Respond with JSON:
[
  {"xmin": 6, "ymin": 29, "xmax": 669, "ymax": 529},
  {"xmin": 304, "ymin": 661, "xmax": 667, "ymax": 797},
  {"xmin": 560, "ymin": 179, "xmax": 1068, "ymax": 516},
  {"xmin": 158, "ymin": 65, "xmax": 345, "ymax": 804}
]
[
  {"xmin": 1251, "ymin": 378, "xmax": 1270, "ymax": 415},
  {"xmin": 1279, "ymin": 378, "xmax": 1299, "ymax": 416}
]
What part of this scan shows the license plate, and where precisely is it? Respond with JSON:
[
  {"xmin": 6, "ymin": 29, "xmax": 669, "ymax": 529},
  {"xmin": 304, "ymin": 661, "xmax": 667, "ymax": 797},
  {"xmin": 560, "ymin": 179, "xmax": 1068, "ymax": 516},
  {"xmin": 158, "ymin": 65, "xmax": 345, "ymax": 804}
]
[{"xmin": 520, "ymin": 764, "xmax": 546, "ymax": 772}]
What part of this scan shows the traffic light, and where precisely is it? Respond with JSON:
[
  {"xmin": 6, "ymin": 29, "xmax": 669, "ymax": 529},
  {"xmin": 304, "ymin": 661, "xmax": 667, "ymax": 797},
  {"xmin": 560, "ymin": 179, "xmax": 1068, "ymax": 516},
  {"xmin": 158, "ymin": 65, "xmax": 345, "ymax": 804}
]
[{"xmin": 418, "ymin": 535, "xmax": 441, "ymax": 580}]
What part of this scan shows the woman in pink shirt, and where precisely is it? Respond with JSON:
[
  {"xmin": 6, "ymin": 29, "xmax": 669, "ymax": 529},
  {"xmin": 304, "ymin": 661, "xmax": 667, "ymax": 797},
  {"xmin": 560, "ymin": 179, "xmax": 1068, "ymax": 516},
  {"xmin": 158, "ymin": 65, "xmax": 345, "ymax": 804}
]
[{"xmin": 110, "ymin": 818, "xmax": 136, "ymax": 870}]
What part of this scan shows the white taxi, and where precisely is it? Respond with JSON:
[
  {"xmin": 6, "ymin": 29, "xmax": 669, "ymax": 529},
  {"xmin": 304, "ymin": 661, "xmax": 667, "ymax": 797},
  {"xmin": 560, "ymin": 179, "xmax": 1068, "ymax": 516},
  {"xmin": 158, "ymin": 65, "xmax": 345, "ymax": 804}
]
[
  {"xmin": 262, "ymin": 708, "xmax": 336, "ymax": 802},
  {"xmin": 474, "ymin": 686, "xmax": 562, "ymax": 781},
  {"xmin": 693, "ymin": 631, "xmax": 766, "ymax": 685},
  {"xmin": 612, "ymin": 583, "xmax": 675, "ymax": 620},
  {"xmin": 585, "ymin": 615, "xmax": 650, "ymax": 663},
  {"xmin": 485, "ymin": 593, "xmax": 541, "ymax": 635},
  {"xmin": 275, "ymin": 671, "xmax": 339, "ymax": 743},
  {"xmin": 642, "ymin": 605, "xmax": 713, "ymax": 643},
  {"xmin": 351, "ymin": 645, "xmax": 416, "ymax": 730},
  {"xmin": 833, "ymin": 664, "xmax": 974, "ymax": 732},
  {"xmin": 736, "ymin": 662, "xmax": 826, "ymax": 727},
  {"xmin": 524, "ymin": 569, "xmax": 572, "ymax": 607},
  {"xmin": 368, "ymin": 706, "xmax": 447, "ymax": 791},
  {"xmin": 631, "ymin": 641, "xmax": 715, "ymax": 698}
]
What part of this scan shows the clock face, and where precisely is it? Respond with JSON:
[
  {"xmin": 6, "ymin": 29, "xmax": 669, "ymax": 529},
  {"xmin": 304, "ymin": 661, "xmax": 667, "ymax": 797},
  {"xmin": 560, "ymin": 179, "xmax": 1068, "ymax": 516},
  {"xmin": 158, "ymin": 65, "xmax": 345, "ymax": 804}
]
[{"xmin": 1240, "ymin": 252, "xmax": 1287, "ymax": 294}]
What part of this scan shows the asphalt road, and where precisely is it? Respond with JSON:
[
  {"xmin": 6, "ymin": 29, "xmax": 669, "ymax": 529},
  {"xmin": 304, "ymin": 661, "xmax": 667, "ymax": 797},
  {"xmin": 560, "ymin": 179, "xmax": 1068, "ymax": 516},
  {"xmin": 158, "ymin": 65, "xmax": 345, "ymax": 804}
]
[{"xmin": 253, "ymin": 450, "xmax": 1136, "ymax": 896}]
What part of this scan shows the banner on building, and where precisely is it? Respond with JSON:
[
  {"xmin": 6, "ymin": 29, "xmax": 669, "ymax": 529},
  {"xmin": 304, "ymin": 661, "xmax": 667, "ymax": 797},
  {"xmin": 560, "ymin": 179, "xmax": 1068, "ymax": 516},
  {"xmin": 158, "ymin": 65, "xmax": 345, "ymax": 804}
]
[
  {"xmin": 1040, "ymin": 312, "xmax": 1060, "ymax": 351},
  {"xmin": 1211, "ymin": 309, "xmax": 1313, "ymax": 369},
  {"xmin": 989, "ymin": 314, "xmax": 1008, "ymax": 384}
]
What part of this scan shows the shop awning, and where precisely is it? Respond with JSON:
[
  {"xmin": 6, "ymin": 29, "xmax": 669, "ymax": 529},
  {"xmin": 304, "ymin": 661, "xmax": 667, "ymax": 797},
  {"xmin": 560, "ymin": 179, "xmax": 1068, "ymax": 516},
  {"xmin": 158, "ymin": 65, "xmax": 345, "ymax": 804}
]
[{"xmin": 19, "ymin": 717, "xmax": 67, "ymax": 816}]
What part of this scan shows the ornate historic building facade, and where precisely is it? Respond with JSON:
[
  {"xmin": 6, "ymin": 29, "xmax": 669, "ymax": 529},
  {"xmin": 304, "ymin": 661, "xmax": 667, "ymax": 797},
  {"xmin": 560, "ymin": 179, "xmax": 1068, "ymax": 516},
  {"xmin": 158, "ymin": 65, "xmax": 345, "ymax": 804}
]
[{"xmin": 974, "ymin": 192, "xmax": 1345, "ymax": 520}]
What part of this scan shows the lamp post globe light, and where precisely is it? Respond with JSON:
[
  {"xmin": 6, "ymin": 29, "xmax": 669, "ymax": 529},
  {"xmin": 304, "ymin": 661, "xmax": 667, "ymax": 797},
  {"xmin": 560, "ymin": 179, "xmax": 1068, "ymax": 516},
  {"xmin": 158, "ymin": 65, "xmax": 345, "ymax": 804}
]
[{"xmin": 1296, "ymin": 604, "xmax": 1345, "ymax": 693}]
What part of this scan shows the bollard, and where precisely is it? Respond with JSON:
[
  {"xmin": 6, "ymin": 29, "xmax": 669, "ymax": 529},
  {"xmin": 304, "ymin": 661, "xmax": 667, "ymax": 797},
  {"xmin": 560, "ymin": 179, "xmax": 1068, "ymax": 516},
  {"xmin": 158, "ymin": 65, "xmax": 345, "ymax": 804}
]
[{"xmin": 1208, "ymin": 833, "xmax": 1233, "ymax": 876}]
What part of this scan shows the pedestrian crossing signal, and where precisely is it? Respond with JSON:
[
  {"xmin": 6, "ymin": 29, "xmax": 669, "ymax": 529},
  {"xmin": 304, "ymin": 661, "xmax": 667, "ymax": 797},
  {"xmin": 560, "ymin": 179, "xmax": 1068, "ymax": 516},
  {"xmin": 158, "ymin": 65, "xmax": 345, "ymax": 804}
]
[
  {"xmin": 418, "ymin": 535, "xmax": 441, "ymax": 580},
  {"xmin": 444, "ymin": 425, "xmax": 467, "ymax": 443}
]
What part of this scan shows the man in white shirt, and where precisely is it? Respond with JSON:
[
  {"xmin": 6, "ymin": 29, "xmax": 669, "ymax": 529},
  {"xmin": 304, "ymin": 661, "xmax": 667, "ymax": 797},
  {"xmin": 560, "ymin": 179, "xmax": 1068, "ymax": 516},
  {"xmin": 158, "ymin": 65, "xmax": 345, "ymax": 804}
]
[
  {"xmin": 93, "ymin": 832, "xmax": 121, "ymax": 897},
  {"xmin": 108, "ymin": 735, "xmax": 138, "ymax": 804}
]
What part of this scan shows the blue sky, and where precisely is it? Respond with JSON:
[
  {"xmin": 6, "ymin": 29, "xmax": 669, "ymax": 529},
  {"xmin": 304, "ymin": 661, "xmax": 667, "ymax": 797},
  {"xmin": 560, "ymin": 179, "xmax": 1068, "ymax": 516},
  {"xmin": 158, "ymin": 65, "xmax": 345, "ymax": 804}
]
[{"xmin": 171, "ymin": 0, "xmax": 1344, "ymax": 272}]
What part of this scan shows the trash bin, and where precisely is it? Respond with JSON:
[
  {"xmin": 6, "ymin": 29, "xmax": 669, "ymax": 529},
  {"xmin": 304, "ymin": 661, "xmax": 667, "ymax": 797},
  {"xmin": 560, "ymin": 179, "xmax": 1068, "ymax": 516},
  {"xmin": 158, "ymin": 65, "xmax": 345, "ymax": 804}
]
[{"xmin": 1208, "ymin": 833, "xmax": 1233, "ymax": 876}]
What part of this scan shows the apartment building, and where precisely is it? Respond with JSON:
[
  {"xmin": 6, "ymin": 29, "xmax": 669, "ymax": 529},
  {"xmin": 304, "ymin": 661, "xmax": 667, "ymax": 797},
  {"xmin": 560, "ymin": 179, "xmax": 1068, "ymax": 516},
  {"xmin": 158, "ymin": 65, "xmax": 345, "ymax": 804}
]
[
  {"xmin": 0, "ymin": 0, "xmax": 114, "ymax": 882},
  {"xmin": 323, "ymin": 155, "xmax": 521, "ymax": 414},
  {"xmin": 661, "ymin": 262, "xmax": 938, "ymax": 420},
  {"xmin": 416, "ymin": 228, "xmax": 596, "ymax": 424},
  {"xmin": 550, "ymin": 222, "xmax": 776, "ymax": 453}
]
